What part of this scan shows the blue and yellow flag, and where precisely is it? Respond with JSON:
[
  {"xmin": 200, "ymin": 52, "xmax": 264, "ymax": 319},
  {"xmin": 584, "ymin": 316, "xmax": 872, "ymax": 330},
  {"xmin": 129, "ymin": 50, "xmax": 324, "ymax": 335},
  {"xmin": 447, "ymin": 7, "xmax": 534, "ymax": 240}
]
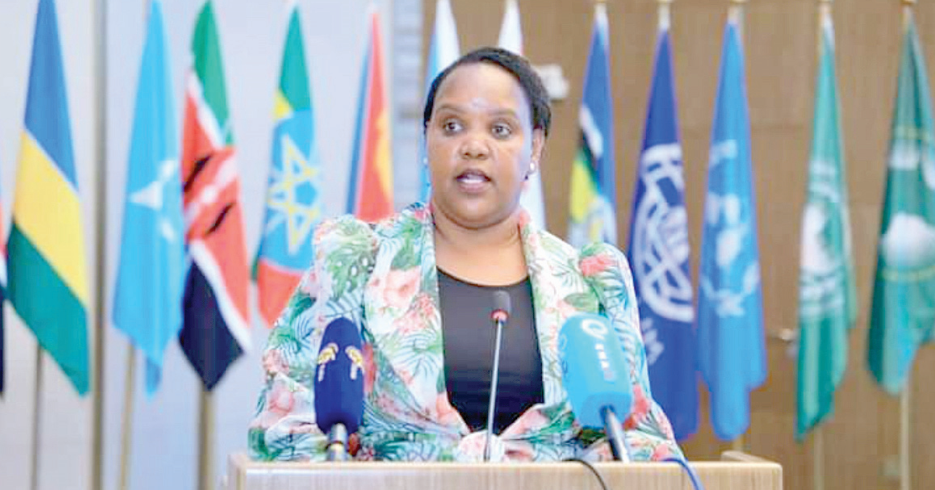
[
  {"xmin": 626, "ymin": 23, "xmax": 697, "ymax": 441},
  {"xmin": 868, "ymin": 14, "xmax": 935, "ymax": 395},
  {"xmin": 255, "ymin": 3, "xmax": 322, "ymax": 327},
  {"xmin": 568, "ymin": 3, "xmax": 616, "ymax": 247},
  {"xmin": 696, "ymin": 18, "xmax": 766, "ymax": 441},
  {"xmin": 8, "ymin": 0, "xmax": 89, "ymax": 395},
  {"xmin": 113, "ymin": 0, "xmax": 186, "ymax": 395}
]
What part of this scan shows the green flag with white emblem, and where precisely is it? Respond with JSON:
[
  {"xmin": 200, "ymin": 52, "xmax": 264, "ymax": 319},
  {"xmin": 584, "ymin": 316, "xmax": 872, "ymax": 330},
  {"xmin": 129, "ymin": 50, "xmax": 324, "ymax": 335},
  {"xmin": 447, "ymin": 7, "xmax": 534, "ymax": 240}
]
[
  {"xmin": 868, "ymin": 16, "xmax": 935, "ymax": 396},
  {"xmin": 796, "ymin": 12, "xmax": 857, "ymax": 440}
]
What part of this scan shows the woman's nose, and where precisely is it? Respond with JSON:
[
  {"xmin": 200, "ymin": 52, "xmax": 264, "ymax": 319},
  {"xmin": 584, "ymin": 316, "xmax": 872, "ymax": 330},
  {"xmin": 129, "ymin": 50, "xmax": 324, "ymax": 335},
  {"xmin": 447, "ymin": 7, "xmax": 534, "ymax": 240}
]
[{"xmin": 459, "ymin": 133, "xmax": 490, "ymax": 160}]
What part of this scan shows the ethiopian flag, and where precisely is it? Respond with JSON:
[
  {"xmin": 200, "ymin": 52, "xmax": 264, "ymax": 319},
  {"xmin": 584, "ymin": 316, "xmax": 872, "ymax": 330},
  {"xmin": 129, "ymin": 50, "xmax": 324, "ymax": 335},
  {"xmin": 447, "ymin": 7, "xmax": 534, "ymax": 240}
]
[{"xmin": 254, "ymin": 3, "xmax": 322, "ymax": 327}]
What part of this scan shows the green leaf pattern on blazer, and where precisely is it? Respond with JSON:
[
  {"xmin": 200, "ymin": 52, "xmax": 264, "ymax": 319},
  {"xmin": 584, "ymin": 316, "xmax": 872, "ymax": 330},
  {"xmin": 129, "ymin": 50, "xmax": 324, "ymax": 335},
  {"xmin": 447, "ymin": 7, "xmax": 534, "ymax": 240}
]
[{"xmin": 249, "ymin": 204, "xmax": 682, "ymax": 462}]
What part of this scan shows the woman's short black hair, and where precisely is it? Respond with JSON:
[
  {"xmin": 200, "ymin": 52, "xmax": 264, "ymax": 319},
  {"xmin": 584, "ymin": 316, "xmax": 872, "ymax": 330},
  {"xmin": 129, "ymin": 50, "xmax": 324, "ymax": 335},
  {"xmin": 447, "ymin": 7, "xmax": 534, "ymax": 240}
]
[{"xmin": 422, "ymin": 46, "xmax": 551, "ymax": 137}]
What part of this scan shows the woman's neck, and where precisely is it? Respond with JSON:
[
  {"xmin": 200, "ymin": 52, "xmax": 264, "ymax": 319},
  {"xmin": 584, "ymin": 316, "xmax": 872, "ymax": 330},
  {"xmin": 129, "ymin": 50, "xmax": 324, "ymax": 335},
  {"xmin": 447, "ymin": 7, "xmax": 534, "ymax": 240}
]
[{"xmin": 432, "ymin": 209, "xmax": 528, "ymax": 286}]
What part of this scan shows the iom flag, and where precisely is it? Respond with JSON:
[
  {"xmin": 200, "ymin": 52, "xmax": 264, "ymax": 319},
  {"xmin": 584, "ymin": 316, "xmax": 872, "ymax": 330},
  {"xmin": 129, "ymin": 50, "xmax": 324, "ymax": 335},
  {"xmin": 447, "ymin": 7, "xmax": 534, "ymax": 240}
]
[
  {"xmin": 626, "ymin": 27, "xmax": 697, "ymax": 441},
  {"xmin": 697, "ymin": 20, "xmax": 766, "ymax": 441}
]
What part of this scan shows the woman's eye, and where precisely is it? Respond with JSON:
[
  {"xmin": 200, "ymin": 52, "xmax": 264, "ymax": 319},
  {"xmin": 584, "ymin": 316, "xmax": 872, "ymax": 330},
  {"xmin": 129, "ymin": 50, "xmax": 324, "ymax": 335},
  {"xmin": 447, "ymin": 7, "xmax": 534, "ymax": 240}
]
[
  {"xmin": 492, "ymin": 123, "xmax": 512, "ymax": 138},
  {"xmin": 442, "ymin": 120, "xmax": 462, "ymax": 133}
]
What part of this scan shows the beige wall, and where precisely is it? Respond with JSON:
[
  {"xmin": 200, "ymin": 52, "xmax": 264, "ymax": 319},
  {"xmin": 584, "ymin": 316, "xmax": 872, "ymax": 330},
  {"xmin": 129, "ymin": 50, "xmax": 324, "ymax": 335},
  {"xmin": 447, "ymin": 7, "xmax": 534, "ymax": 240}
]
[{"xmin": 426, "ymin": 1, "xmax": 935, "ymax": 489}]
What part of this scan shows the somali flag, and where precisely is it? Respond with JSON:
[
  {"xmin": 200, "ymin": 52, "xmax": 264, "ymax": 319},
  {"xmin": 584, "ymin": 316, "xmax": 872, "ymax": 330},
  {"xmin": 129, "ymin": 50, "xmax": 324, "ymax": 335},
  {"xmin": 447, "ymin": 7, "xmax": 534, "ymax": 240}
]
[
  {"xmin": 112, "ymin": 0, "xmax": 186, "ymax": 394},
  {"xmin": 697, "ymin": 19, "xmax": 766, "ymax": 441}
]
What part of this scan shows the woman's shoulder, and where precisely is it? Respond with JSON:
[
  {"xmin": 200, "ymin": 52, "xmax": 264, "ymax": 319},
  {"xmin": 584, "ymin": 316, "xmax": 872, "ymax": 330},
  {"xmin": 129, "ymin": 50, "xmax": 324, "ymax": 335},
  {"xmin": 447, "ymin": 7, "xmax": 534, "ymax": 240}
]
[
  {"xmin": 529, "ymin": 224, "xmax": 628, "ymax": 273},
  {"xmin": 312, "ymin": 205, "xmax": 428, "ymax": 256}
]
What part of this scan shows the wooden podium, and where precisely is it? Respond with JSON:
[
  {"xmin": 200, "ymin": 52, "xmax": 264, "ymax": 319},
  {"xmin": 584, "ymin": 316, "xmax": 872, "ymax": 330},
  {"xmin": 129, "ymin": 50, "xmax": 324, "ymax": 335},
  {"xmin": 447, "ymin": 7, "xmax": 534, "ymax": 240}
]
[{"xmin": 223, "ymin": 451, "xmax": 781, "ymax": 490}]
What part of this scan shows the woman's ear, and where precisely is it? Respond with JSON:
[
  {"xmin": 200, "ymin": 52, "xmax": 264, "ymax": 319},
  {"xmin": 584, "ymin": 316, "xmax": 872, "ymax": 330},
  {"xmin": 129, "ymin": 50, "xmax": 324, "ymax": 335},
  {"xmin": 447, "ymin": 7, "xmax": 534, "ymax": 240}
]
[{"xmin": 530, "ymin": 129, "xmax": 546, "ymax": 174}]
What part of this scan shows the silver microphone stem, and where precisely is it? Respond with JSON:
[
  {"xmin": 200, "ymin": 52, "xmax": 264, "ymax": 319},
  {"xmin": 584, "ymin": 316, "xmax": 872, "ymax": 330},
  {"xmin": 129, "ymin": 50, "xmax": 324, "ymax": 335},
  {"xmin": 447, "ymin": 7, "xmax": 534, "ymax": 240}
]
[
  {"xmin": 325, "ymin": 423, "xmax": 349, "ymax": 462},
  {"xmin": 484, "ymin": 317, "xmax": 505, "ymax": 462},
  {"xmin": 601, "ymin": 406, "xmax": 631, "ymax": 462}
]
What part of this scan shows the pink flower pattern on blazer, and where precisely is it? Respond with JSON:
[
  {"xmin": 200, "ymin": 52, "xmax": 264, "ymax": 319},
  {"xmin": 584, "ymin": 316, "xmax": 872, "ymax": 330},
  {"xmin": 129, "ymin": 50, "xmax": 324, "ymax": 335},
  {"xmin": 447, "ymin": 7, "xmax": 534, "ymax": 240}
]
[{"xmin": 248, "ymin": 204, "xmax": 682, "ymax": 462}]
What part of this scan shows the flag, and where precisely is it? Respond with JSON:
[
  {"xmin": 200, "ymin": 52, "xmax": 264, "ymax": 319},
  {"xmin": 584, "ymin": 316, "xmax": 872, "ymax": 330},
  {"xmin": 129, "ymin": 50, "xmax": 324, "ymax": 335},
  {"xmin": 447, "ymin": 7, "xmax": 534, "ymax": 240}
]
[
  {"xmin": 796, "ymin": 12, "xmax": 857, "ymax": 439},
  {"xmin": 568, "ymin": 4, "xmax": 616, "ymax": 247},
  {"xmin": 112, "ymin": 0, "xmax": 186, "ymax": 394},
  {"xmin": 418, "ymin": 0, "xmax": 459, "ymax": 202},
  {"xmin": 867, "ymin": 15, "xmax": 935, "ymax": 395},
  {"xmin": 179, "ymin": 1, "xmax": 251, "ymax": 390},
  {"xmin": 497, "ymin": 0, "xmax": 546, "ymax": 229},
  {"xmin": 8, "ymin": 0, "xmax": 89, "ymax": 395},
  {"xmin": 0, "ymin": 156, "xmax": 5, "ymax": 396},
  {"xmin": 254, "ymin": 4, "xmax": 323, "ymax": 328},
  {"xmin": 626, "ymin": 24, "xmax": 697, "ymax": 441},
  {"xmin": 696, "ymin": 19, "xmax": 766, "ymax": 441},
  {"xmin": 347, "ymin": 9, "xmax": 393, "ymax": 221}
]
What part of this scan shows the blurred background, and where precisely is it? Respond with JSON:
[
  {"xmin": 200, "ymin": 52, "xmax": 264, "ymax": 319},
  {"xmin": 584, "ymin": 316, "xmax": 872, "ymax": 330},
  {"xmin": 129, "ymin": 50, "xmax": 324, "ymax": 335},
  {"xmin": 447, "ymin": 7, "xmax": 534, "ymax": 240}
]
[{"xmin": 0, "ymin": 0, "xmax": 933, "ymax": 489}]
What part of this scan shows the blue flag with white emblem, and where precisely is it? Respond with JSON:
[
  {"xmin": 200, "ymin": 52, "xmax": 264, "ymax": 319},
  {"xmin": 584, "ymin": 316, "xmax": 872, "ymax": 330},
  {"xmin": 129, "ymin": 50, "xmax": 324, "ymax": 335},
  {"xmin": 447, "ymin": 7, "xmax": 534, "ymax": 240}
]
[
  {"xmin": 112, "ymin": 0, "xmax": 186, "ymax": 394},
  {"xmin": 626, "ymin": 26, "xmax": 697, "ymax": 441},
  {"xmin": 697, "ymin": 19, "xmax": 766, "ymax": 441}
]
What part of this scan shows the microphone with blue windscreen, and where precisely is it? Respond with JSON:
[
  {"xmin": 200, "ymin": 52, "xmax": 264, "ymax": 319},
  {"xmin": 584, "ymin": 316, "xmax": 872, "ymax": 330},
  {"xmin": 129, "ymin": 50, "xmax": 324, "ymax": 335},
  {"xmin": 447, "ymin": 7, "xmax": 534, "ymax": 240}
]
[
  {"xmin": 313, "ymin": 317, "xmax": 365, "ymax": 461},
  {"xmin": 559, "ymin": 313, "xmax": 633, "ymax": 462}
]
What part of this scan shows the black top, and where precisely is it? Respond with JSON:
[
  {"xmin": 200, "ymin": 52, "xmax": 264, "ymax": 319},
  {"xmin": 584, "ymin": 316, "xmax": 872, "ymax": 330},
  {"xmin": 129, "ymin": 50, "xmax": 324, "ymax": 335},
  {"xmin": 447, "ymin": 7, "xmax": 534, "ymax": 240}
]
[{"xmin": 438, "ymin": 268, "xmax": 545, "ymax": 434}]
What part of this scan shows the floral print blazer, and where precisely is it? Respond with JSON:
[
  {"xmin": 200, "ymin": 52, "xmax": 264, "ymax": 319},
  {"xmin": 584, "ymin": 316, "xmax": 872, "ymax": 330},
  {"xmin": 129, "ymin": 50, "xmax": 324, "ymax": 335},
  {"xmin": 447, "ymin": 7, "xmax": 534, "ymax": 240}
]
[{"xmin": 248, "ymin": 203, "xmax": 682, "ymax": 463}]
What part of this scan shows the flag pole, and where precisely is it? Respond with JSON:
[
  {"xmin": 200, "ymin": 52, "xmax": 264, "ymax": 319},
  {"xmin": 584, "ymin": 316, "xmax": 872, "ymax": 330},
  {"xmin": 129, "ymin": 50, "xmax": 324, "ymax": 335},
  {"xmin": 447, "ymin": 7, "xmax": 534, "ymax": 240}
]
[
  {"xmin": 900, "ymin": 374, "xmax": 911, "ymax": 490},
  {"xmin": 198, "ymin": 386, "xmax": 216, "ymax": 490},
  {"xmin": 728, "ymin": 0, "xmax": 747, "ymax": 455},
  {"xmin": 728, "ymin": 0, "xmax": 747, "ymax": 36},
  {"xmin": 658, "ymin": 0, "xmax": 672, "ymax": 31},
  {"xmin": 118, "ymin": 348, "xmax": 136, "ymax": 490},
  {"xmin": 30, "ymin": 345, "xmax": 43, "ymax": 490},
  {"xmin": 116, "ymin": 0, "xmax": 148, "ymax": 484},
  {"xmin": 898, "ymin": 7, "xmax": 915, "ymax": 490},
  {"xmin": 811, "ymin": 3, "xmax": 833, "ymax": 487},
  {"xmin": 91, "ymin": 0, "xmax": 109, "ymax": 487}
]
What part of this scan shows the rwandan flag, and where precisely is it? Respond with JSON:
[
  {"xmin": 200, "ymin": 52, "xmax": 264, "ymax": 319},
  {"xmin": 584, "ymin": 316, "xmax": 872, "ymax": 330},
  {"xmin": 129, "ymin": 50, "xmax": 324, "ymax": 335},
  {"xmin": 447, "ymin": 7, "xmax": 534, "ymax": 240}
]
[
  {"xmin": 113, "ymin": 0, "xmax": 186, "ymax": 394},
  {"xmin": 418, "ymin": 0, "xmax": 459, "ymax": 202},
  {"xmin": 568, "ymin": 3, "xmax": 617, "ymax": 247},
  {"xmin": 8, "ymin": 0, "xmax": 89, "ymax": 395},
  {"xmin": 697, "ymin": 17, "xmax": 766, "ymax": 442},
  {"xmin": 626, "ymin": 19, "xmax": 697, "ymax": 441},
  {"xmin": 254, "ymin": 3, "xmax": 323, "ymax": 328},
  {"xmin": 347, "ymin": 8, "xmax": 394, "ymax": 222},
  {"xmin": 179, "ymin": 1, "xmax": 251, "ymax": 390}
]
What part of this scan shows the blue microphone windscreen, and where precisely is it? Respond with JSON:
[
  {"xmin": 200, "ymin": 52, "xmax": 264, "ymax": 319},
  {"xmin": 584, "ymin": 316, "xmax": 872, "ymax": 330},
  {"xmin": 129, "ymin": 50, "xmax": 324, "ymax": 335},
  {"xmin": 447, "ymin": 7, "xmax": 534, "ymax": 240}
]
[
  {"xmin": 313, "ymin": 318, "xmax": 365, "ymax": 434},
  {"xmin": 559, "ymin": 313, "xmax": 633, "ymax": 428}
]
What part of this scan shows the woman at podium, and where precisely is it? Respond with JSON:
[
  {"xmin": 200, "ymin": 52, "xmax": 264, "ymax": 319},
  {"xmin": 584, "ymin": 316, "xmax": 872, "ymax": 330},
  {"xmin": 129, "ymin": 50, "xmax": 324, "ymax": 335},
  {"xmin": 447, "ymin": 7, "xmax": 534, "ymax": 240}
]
[{"xmin": 248, "ymin": 47, "xmax": 682, "ymax": 463}]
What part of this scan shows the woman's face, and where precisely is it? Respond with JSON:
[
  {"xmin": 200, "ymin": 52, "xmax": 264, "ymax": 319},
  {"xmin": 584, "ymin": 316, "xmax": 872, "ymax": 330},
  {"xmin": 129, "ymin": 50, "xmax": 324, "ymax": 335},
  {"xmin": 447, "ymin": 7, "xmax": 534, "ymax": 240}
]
[{"xmin": 426, "ymin": 62, "xmax": 544, "ymax": 230}]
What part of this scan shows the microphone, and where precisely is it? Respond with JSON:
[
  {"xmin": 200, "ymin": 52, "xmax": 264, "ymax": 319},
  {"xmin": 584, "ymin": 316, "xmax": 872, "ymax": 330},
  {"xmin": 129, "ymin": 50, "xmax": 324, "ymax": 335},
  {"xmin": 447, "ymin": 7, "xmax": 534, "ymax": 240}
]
[
  {"xmin": 484, "ymin": 290, "xmax": 511, "ymax": 462},
  {"xmin": 559, "ymin": 313, "xmax": 633, "ymax": 462},
  {"xmin": 313, "ymin": 318, "xmax": 365, "ymax": 461}
]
